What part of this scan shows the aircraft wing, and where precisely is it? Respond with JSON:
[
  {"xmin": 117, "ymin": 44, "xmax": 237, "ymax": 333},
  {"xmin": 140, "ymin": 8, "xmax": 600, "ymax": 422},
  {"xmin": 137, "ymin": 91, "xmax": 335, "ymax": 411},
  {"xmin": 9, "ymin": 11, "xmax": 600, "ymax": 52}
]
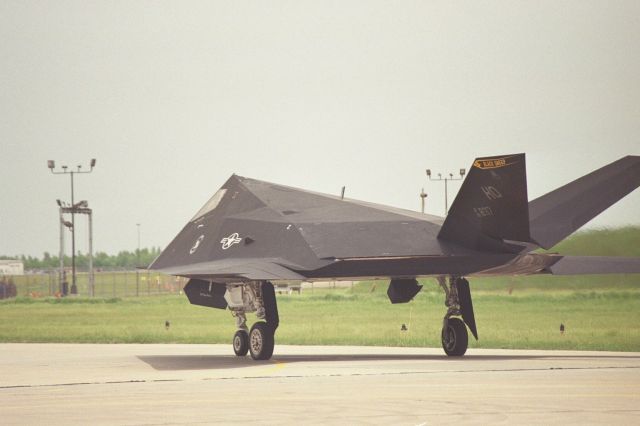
[
  {"xmin": 547, "ymin": 256, "xmax": 640, "ymax": 275},
  {"xmin": 155, "ymin": 258, "xmax": 307, "ymax": 281}
]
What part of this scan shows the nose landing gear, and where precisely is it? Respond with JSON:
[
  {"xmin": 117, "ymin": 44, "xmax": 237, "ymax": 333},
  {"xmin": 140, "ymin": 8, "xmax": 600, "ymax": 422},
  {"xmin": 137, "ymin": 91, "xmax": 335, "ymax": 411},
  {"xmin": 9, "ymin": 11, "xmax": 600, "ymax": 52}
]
[
  {"xmin": 233, "ymin": 329, "xmax": 249, "ymax": 356},
  {"xmin": 227, "ymin": 281, "xmax": 279, "ymax": 360},
  {"xmin": 249, "ymin": 321, "xmax": 275, "ymax": 360}
]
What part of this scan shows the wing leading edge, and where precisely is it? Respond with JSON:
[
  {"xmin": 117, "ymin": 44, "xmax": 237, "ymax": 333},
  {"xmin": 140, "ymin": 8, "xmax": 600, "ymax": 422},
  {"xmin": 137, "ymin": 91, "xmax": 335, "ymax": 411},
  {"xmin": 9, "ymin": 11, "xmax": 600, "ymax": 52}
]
[{"xmin": 155, "ymin": 259, "xmax": 307, "ymax": 281}]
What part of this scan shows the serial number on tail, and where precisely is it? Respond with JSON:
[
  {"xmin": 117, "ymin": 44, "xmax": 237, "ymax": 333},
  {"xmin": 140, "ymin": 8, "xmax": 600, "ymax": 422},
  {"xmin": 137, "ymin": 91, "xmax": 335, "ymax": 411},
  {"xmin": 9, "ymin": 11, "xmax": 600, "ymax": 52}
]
[{"xmin": 473, "ymin": 206, "xmax": 494, "ymax": 218}]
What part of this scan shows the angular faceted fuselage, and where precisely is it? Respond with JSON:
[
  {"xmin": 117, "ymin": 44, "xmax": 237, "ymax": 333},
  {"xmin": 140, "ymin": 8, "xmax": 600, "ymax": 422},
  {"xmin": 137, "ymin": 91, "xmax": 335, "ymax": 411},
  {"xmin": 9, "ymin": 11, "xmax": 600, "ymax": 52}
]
[
  {"xmin": 150, "ymin": 154, "xmax": 640, "ymax": 281},
  {"xmin": 150, "ymin": 175, "xmax": 540, "ymax": 281}
]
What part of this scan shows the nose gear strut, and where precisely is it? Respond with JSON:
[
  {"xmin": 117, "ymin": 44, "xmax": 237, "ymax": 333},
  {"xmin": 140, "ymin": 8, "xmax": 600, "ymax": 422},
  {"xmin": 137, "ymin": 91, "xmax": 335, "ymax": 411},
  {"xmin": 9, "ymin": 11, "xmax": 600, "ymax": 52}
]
[{"xmin": 227, "ymin": 281, "xmax": 279, "ymax": 360}]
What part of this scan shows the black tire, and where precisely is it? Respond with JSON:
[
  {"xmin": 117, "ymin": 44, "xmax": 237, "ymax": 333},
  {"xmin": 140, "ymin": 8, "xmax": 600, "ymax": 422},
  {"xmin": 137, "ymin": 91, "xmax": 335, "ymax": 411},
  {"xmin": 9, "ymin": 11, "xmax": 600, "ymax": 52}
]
[
  {"xmin": 249, "ymin": 321, "xmax": 275, "ymax": 360},
  {"xmin": 441, "ymin": 317, "xmax": 468, "ymax": 356},
  {"xmin": 233, "ymin": 330, "xmax": 249, "ymax": 357}
]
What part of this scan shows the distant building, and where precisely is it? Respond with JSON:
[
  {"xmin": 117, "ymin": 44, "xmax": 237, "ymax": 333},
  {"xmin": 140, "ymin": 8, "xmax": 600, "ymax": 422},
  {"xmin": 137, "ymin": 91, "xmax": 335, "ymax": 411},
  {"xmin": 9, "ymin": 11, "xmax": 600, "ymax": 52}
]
[{"xmin": 0, "ymin": 260, "xmax": 24, "ymax": 275}]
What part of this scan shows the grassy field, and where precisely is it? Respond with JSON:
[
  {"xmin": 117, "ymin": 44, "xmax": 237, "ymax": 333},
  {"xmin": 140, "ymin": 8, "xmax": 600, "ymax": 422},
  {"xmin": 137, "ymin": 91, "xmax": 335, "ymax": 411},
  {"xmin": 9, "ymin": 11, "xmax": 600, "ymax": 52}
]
[
  {"xmin": 1, "ymin": 281, "xmax": 639, "ymax": 351},
  {"xmin": 1, "ymin": 227, "xmax": 639, "ymax": 351}
]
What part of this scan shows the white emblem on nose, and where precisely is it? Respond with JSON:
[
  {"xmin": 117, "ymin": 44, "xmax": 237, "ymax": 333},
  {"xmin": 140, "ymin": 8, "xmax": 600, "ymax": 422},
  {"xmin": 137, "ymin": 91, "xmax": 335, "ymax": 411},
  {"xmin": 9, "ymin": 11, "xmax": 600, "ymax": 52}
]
[
  {"xmin": 220, "ymin": 232, "xmax": 242, "ymax": 250},
  {"xmin": 189, "ymin": 235, "xmax": 205, "ymax": 254}
]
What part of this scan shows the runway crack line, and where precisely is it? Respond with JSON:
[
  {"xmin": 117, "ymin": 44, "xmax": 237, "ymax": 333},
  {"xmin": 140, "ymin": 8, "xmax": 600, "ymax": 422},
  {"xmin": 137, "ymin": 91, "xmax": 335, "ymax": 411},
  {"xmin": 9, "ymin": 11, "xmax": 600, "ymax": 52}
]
[{"xmin": 1, "ymin": 364, "xmax": 639, "ymax": 390}]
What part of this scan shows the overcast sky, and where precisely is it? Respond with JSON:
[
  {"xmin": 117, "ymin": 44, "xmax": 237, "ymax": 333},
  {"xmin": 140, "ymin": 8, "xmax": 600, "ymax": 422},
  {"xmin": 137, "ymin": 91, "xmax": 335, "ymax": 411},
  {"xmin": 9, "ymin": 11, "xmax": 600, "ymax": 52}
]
[{"xmin": 1, "ymin": 1, "xmax": 639, "ymax": 257}]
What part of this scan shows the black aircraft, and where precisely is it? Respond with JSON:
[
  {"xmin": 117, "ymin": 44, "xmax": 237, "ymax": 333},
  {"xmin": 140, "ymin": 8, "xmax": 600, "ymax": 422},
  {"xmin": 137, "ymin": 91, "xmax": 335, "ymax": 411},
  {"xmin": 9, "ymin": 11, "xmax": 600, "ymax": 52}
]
[{"xmin": 149, "ymin": 154, "xmax": 640, "ymax": 360}]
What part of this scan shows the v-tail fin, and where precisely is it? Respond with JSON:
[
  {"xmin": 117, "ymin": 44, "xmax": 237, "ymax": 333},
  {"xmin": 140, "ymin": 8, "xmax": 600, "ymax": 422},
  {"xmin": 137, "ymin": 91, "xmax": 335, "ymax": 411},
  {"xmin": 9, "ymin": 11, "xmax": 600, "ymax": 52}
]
[
  {"xmin": 438, "ymin": 154, "xmax": 640, "ymax": 252},
  {"xmin": 529, "ymin": 156, "xmax": 640, "ymax": 249},
  {"xmin": 438, "ymin": 153, "xmax": 530, "ymax": 250}
]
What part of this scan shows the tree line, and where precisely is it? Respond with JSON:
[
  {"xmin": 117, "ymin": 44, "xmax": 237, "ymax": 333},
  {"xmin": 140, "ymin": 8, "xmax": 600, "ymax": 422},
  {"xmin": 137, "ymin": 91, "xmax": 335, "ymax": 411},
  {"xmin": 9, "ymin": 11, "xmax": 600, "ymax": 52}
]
[{"xmin": 1, "ymin": 248, "xmax": 163, "ymax": 271}]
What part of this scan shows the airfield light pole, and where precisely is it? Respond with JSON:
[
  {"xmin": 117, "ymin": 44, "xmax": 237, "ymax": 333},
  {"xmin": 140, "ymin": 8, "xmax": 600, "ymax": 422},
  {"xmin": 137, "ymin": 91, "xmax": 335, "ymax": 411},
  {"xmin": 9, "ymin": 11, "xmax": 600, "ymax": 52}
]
[
  {"xmin": 57, "ymin": 200, "xmax": 65, "ymax": 294},
  {"xmin": 425, "ymin": 168, "xmax": 465, "ymax": 216},
  {"xmin": 136, "ymin": 223, "xmax": 141, "ymax": 297},
  {"xmin": 48, "ymin": 159, "xmax": 96, "ymax": 294},
  {"xmin": 419, "ymin": 188, "xmax": 428, "ymax": 214}
]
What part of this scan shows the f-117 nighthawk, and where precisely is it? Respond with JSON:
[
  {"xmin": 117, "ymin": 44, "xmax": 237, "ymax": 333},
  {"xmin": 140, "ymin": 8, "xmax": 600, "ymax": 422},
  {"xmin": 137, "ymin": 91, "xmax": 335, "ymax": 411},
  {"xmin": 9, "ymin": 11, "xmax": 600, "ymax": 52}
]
[{"xmin": 149, "ymin": 154, "xmax": 640, "ymax": 360}]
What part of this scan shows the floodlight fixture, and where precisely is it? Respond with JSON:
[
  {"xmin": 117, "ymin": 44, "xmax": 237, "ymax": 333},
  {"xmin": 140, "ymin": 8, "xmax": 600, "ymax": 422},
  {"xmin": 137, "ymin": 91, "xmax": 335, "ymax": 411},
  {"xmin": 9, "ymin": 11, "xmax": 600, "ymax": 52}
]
[{"xmin": 426, "ymin": 164, "xmax": 467, "ymax": 215}]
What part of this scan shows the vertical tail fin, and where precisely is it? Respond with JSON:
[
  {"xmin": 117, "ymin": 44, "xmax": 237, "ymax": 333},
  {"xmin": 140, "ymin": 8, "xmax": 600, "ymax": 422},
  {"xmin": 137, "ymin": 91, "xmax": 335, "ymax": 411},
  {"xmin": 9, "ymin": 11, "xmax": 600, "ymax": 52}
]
[
  {"xmin": 529, "ymin": 156, "xmax": 640, "ymax": 249},
  {"xmin": 438, "ymin": 154, "xmax": 530, "ymax": 250}
]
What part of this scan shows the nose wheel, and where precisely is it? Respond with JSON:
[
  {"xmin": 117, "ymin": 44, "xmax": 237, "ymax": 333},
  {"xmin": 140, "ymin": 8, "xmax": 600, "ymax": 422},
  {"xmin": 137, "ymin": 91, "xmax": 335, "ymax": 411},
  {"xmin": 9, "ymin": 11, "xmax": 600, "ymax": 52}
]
[
  {"xmin": 249, "ymin": 321, "xmax": 275, "ymax": 360},
  {"xmin": 233, "ymin": 329, "xmax": 249, "ymax": 356}
]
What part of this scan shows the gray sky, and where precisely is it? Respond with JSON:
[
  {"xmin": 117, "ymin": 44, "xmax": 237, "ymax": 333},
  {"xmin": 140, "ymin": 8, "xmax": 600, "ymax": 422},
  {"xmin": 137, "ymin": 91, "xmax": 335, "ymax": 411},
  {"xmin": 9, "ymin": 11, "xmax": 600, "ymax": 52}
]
[{"xmin": 1, "ymin": 1, "xmax": 639, "ymax": 257}]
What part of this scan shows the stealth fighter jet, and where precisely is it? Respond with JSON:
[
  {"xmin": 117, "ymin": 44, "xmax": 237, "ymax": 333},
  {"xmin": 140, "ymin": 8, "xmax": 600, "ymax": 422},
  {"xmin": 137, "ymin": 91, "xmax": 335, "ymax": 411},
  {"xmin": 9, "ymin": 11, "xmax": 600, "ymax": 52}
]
[{"xmin": 149, "ymin": 154, "xmax": 640, "ymax": 360}]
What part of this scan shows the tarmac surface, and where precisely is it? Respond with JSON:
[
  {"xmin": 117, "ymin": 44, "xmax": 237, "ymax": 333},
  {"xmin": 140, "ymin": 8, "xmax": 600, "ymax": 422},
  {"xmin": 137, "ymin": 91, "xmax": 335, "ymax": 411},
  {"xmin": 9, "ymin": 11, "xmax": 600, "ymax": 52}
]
[{"xmin": 1, "ymin": 343, "xmax": 639, "ymax": 425}]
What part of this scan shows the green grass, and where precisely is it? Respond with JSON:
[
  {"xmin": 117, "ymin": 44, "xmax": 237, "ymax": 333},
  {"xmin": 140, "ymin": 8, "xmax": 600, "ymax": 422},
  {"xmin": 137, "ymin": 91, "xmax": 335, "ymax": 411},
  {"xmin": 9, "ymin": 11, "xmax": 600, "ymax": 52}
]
[
  {"xmin": 546, "ymin": 226, "xmax": 640, "ymax": 257},
  {"xmin": 1, "ymin": 284, "xmax": 639, "ymax": 351},
  {"xmin": 1, "ymin": 227, "xmax": 639, "ymax": 351}
]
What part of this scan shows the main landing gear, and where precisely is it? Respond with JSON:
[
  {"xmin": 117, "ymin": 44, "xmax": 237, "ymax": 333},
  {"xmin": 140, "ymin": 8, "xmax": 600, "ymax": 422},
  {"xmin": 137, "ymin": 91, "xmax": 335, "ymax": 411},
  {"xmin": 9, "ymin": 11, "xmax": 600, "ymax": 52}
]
[
  {"xmin": 226, "ymin": 281, "xmax": 279, "ymax": 360},
  {"xmin": 437, "ymin": 276, "xmax": 478, "ymax": 357}
]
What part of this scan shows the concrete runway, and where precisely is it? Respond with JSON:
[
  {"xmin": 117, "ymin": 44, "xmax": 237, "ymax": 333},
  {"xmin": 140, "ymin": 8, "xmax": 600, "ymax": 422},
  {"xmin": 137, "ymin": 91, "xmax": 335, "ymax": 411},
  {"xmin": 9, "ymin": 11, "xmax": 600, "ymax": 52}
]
[{"xmin": 1, "ymin": 344, "xmax": 639, "ymax": 425}]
